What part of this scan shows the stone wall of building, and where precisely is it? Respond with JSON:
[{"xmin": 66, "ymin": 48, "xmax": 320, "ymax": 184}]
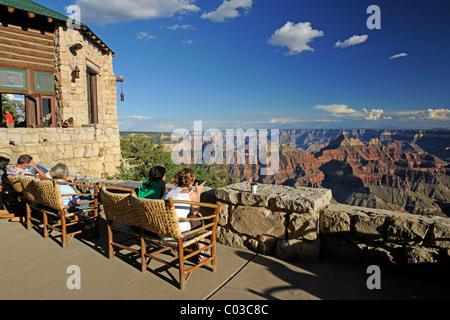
[
  {"xmin": 0, "ymin": 125, "xmax": 121, "ymax": 177},
  {"xmin": 210, "ymin": 182, "xmax": 450, "ymax": 284},
  {"xmin": 54, "ymin": 25, "xmax": 118, "ymax": 126},
  {"xmin": 0, "ymin": 25, "xmax": 122, "ymax": 178}
]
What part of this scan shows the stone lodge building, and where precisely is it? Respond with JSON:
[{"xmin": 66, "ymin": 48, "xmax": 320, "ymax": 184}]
[{"xmin": 0, "ymin": 0, "xmax": 121, "ymax": 177}]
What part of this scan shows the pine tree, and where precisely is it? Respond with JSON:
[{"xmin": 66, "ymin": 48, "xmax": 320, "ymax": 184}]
[{"xmin": 115, "ymin": 133, "xmax": 234, "ymax": 189}]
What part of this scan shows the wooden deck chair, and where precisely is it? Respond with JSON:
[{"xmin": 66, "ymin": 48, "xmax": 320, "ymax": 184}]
[
  {"xmin": 0, "ymin": 185, "xmax": 9, "ymax": 216},
  {"xmin": 135, "ymin": 195, "xmax": 221, "ymax": 290},
  {"xmin": 24, "ymin": 178, "xmax": 99, "ymax": 248},
  {"xmin": 100, "ymin": 186, "xmax": 144, "ymax": 261},
  {"xmin": 100, "ymin": 186, "xmax": 221, "ymax": 290},
  {"xmin": 1, "ymin": 175, "xmax": 30, "ymax": 219}
]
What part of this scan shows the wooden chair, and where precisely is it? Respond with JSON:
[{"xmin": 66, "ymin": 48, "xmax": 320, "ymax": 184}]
[
  {"xmin": 100, "ymin": 186, "xmax": 142, "ymax": 258},
  {"xmin": 1, "ymin": 175, "xmax": 28, "ymax": 219},
  {"xmin": 22, "ymin": 177, "xmax": 99, "ymax": 248},
  {"xmin": 0, "ymin": 185, "xmax": 9, "ymax": 216},
  {"xmin": 101, "ymin": 186, "xmax": 221, "ymax": 290}
]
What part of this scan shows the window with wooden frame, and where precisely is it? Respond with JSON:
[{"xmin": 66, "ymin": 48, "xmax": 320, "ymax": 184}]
[
  {"xmin": 86, "ymin": 70, "xmax": 98, "ymax": 124},
  {"xmin": 35, "ymin": 72, "xmax": 54, "ymax": 91},
  {"xmin": 0, "ymin": 68, "xmax": 56, "ymax": 128},
  {"xmin": 0, "ymin": 67, "xmax": 26, "ymax": 90},
  {"xmin": 25, "ymin": 94, "xmax": 39, "ymax": 127},
  {"xmin": 25, "ymin": 94, "xmax": 55, "ymax": 128}
]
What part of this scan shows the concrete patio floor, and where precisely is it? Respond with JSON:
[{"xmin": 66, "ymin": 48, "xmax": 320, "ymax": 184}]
[{"xmin": 1, "ymin": 216, "xmax": 449, "ymax": 303}]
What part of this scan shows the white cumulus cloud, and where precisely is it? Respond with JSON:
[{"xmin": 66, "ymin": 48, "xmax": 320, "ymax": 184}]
[
  {"xmin": 363, "ymin": 108, "xmax": 384, "ymax": 120},
  {"xmin": 314, "ymin": 104, "xmax": 357, "ymax": 114},
  {"xmin": 5, "ymin": 94, "xmax": 24, "ymax": 102},
  {"xmin": 335, "ymin": 35, "xmax": 368, "ymax": 49},
  {"xmin": 268, "ymin": 21, "xmax": 324, "ymax": 55},
  {"xmin": 390, "ymin": 53, "xmax": 408, "ymax": 60},
  {"xmin": 426, "ymin": 108, "xmax": 450, "ymax": 120},
  {"xmin": 167, "ymin": 24, "xmax": 196, "ymax": 30},
  {"xmin": 76, "ymin": 0, "xmax": 200, "ymax": 24},
  {"xmin": 137, "ymin": 31, "xmax": 156, "ymax": 40},
  {"xmin": 201, "ymin": 0, "xmax": 252, "ymax": 22},
  {"xmin": 124, "ymin": 115, "xmax": 152, "ymax": 120}
]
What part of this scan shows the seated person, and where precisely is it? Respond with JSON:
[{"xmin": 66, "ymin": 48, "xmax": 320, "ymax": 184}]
[
  {"xmin": 163, "ymin": 168, "xmax": 207, "ymax": 261},
  {"xmin": 0, "ymin": 157, "xmax": 11, "ymax": 215},
  {"xmin": 49, "ymin": 163, "xmax": 91, "ymax": 213},
  {"xmin": 138, "ymin": 165, "xmax": 166, "ymax": 199},
  {"xmin": 61, "ymin": 117, "xmax": 74, "ymax": 128},
  {"xmin": 49, "ymin": 163, "xmax": 80, "ymax": 208},
  {"xmin": 0, "ymin": 156, "xmax": 10, "ymax": 178},
  {"xmin": 6, "ymin": 154, "xmax": 48, "ymax": 179}
]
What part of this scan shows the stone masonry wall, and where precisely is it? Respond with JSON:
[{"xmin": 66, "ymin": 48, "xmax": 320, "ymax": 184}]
[
  {"xmin": 0, "ymin": 25, "xmax": 122, "ymax": 178},
  {"xmin": 0, "ymin": 125, "xmax": 121, "ymax": 177},
  {"xmin": 212, "ymin": 182, "xmax": 331, "ymax": 262},
  {"xmin": 210, "ymin": 182, "xmax": 450, "ymax": 284},
  {"xmin": 54, "ymin": 25, "xmax": 118, "ymax": 126},
  {"xmin": 320, "ymin": 203, "xmax": 450, "ymax": 284}
]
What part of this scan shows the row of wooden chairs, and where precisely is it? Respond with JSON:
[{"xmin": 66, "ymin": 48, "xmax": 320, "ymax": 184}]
[
  {"xmin": 1, "ymin": 176, "xmax": 222, "ymax": 290},
  {"xmin": 2, "ymin": 175, "xmax": 99, "ymax": 248}
]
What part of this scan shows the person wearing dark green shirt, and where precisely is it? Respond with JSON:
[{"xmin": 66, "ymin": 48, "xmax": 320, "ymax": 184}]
[{"xmin": 138, "ymin": 166, "xmax": 166, "ymax": 199}]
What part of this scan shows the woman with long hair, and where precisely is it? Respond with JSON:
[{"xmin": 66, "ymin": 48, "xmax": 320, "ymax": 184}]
[
  {"xmin": 137, "ymin": 165, "xmax": 166, "ymax": 199},
  {"xmin": 164, "ymin": 167, "xmax": 207, "ymax": 261}
]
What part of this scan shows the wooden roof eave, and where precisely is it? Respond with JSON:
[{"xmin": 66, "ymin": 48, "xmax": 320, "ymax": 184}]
[
  {"xmin": 79, "ymin": 26, "xmax": 115, "ymax": 56},
  {"xmin": 1, "ymin": 3, "xmax": 114, "ymax": 56}
]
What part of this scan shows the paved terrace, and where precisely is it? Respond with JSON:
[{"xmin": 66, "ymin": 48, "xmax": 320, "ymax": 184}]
[{"xmin": 1, "ymin": 216, "xmax": 448, "ymax": 302}]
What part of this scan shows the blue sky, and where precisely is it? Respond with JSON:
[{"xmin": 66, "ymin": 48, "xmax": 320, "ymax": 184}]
[{"xmin": 38, "ymin": 0, "xmax": 450, "ymax": 131}]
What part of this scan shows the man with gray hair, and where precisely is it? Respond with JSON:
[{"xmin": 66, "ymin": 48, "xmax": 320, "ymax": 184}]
[{"xmin": 49, "ymin": 163, "xmax": 80, "ymax": 209}]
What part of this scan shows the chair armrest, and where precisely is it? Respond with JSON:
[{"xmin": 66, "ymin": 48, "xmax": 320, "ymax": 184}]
[
  {"xmin": 57, "ymin": 181, "xmax": 97, "ymax": 189},
  {"xmin": 57, "ymin": 181, "xmax": 100, "ymax": 198},
  {"xmin": 179, "ymin": 214, "xmax": 217, "ymax": 222},
  {"xmin": 172, "ymin": 200, "xmax": 220, "ymax": 209},
  {"xmin": 103, "ymin": 185, "xmax": 136, "ymax": 194}
]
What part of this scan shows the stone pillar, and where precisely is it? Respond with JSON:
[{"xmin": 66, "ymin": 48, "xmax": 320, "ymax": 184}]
[{"xmin": 214, "ymin": 182, "xmax": 332, "ymax": 262}]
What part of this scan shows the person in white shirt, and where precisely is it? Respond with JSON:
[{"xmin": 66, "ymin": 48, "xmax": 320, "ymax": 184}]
[{"xmin": 164, "ymin": 168, "xmax": 207, "ymax": 261}]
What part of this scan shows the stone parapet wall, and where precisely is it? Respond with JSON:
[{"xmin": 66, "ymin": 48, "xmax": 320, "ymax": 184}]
[
  {"xmin": 0, "ymin": 124, "xmax": 121, "ymax": 177},
  {"xmin": 212, "ymin": 182, "xmax": 331, "ymax": 261},
  {"xmin": 210, "ymin": 182, "xmax": 450, "ymax": 284},
  {"xmin": 320, "ymin": 204, "xmax": 450, "ymax": 283}
]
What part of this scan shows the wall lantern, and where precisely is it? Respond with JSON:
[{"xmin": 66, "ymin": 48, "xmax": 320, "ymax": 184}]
[
  {"xmin": 73, "ymin": 66, "xmax": 80, "ymax": 79},
  {"xmin": 116, "ymin": 76, "xmax": 125, "ymax": 102}
]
